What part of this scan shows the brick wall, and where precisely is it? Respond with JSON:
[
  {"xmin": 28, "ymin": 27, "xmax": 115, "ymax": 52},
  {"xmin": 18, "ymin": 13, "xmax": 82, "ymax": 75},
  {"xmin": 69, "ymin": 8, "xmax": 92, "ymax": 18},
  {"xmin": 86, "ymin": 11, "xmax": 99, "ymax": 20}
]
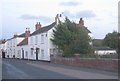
[{"xmin": 51, "ymin": 57, "xmax": 118, "ymax": 71}]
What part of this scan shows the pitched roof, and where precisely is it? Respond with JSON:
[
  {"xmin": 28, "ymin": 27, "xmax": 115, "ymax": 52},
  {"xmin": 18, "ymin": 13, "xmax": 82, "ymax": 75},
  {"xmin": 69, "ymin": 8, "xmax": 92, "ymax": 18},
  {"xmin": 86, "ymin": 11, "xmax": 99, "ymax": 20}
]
[
  {"xmin": 82, "ymin": 26, "xmax": 91, "ymax": 33},
  {"xmin": 17, "ymin": 38, "xmax": 28, "ymax": 46},
  {"xmin": 0, "ymin": 39, "xmax": 6, "ymax": 44},
  {"xmin": 7, "ymin": 33, "xmax": 26, "ymax": 41},
  {"xmin": 18, "ymin": 33, "xmax": 25, "ymax": 37},
  {"xmin": 92, "ymin": 39, "xmax": 103, "ymax": 41},
  {"xmin": 94, "ymin": 47, "xmax": 116, "ymax": 50},
  {"xmin": 77, "ymin": 24, "xmax": 91, "ymax": 33},
  {"xmin": 30, "ymin": 22, "xmax": 56, "ymax": 36}
]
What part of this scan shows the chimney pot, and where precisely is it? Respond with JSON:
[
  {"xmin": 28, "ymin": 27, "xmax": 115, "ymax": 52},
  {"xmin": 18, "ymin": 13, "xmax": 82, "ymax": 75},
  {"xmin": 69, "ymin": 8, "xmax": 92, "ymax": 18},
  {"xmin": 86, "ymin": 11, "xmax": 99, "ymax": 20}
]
[
  {"xmin": 35, "ymin": 22, "xmax": 41, "ymax": 30},
  {"xmin": 79, "ymin": 18, "xmax": 84, "ymax": 26},
  {"xmin": 25, "ymin": 28, "xmax": 30, "ymax": 38},
  {"xmin": 26, "ymin": 28, "xmax": 27, "ymax": 31}
]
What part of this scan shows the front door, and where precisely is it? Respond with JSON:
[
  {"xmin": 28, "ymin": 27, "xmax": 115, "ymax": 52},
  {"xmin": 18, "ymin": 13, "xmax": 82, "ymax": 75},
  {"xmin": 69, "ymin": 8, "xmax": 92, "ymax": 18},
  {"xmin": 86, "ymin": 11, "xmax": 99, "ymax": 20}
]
[
  {"xmin": 22, "ymin": 49, "xmax": 24, "ymax": 59},
  {"xmin": 2, "ymin": 52, "xmax": 5, "ymax": 58},
  {"xmin": 36, "ymin": 48, "xmax": 39, "ymax": 60}
]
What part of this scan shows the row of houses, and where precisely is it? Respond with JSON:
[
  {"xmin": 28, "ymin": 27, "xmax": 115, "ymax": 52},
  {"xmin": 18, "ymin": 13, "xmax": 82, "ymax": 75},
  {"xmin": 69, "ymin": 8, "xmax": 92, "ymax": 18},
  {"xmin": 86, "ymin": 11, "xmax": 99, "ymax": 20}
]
[
  {"xmin": 0, "ymin": 39, "xmax": 6, "ymax": 58},
  {"xmin": 0, "ymin": 14, "xmax": 116, "ymax": 61},
  {"xmin": 0, "ymin": 14, "xmax": 92, "ymax": 61}
]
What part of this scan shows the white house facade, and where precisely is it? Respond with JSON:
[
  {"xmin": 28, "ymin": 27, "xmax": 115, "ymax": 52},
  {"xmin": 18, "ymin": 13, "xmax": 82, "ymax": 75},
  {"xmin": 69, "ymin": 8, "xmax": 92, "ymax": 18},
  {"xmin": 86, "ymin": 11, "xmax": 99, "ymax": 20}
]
[
  {"xmin": 17, "ymin": 38, "xmax": 30, "ymax": 59},
  {"xmin": 16, "ymin": 28, "xmax": 31, "ymax": 59},
  {"xmin": 6, "ymin": 33, "xmax": 26, "ymax": 58},
  {"xmin": 28, "ymin": 22, "xmax": 57, "ymax": 61}
]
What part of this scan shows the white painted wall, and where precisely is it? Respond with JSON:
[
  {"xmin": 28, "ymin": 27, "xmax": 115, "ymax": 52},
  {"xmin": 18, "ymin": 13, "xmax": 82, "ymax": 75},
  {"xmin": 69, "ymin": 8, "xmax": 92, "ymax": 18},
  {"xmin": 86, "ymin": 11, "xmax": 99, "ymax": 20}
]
[
  {"xmin": 88, "ymin": 33, "xmax": 93, "ymax": 45},
  {"xmin": 47, "ymin": 26, "xmax": 58, "ymax": 57},
  {"xmin": 17, "ymin": 45, "xmax": 30, "ymax": 59},
  {"xmin": 15, "ymin": 38, "xmax": 25, "ymax": 58},
  {"xmin": 6, "ymin": 37, "xmax": 24, "ymax": 58},
  {"xmin": 28, "ymin": 32, "xmax": 50, "ymax": 61}
]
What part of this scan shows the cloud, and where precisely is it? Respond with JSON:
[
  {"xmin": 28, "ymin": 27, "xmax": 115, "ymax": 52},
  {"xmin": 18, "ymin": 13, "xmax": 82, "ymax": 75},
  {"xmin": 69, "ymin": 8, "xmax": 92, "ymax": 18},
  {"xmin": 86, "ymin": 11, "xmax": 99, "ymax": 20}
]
[
  {"xmin": 75, "ymin": 10, "xmax": 96, "ymax": 18},
  {"xmin": 59, "ymin": 1, "xmax": 81, "ymax": 6},
  {"xmin": 63, "ymin": 10, "xmax": 73, "ymax": 17},
  {"xmin": 63, "ymin": 10, "xmax": 96, "ymax": 19},
  {"xmin": 20, "ymin": 14, "xmax": 52, "ymax": 22}
]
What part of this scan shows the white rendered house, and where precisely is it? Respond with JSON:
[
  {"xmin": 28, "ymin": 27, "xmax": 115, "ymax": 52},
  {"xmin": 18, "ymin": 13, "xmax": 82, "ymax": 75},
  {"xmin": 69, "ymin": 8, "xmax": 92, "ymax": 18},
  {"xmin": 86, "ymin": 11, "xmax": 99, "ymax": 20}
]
[
  {"xmin": 17, "ymin": 38, "xmax": 30, "ymax": 59},
  {"xmin": 6, "ymin": 33, "xmax": 26, "ymax": 58},
  {"xmin": 28, "ymin": 14, "xmax": 64, "ymax": 61},
  {"xmin": 28, "ymin": 22, "xmax": 56, "ymax": 61},
  {"xmin": 17, "ymin": 28, "xmax": 30, "ymax": 59}
]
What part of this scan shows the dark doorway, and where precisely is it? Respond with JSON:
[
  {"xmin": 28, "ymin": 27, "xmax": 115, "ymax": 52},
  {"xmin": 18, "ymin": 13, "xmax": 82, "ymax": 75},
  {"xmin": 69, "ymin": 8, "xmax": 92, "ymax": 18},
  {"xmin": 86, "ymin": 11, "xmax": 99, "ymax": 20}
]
[
  {"xmin": 22, "ymin": 49, "xmax": 24, "ymax": 59},
  {"xmin": 36, "ymin": 48, "xmax": 39, "ymax": 60},
  {"xmin": 2, "ymin": 51, "xmax": 5, "ymax": 58}
]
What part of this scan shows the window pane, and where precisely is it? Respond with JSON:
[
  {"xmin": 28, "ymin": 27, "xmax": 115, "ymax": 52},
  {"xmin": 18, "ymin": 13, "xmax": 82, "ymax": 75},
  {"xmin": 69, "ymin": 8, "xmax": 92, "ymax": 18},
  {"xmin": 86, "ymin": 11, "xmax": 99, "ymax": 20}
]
[
  {"xmin": 35, "ymin": 36, "xmax": 38, "ymax": 44},
  {"xmin": 41, "ymin": 49, "xmax": 44, "ymax": 58}
]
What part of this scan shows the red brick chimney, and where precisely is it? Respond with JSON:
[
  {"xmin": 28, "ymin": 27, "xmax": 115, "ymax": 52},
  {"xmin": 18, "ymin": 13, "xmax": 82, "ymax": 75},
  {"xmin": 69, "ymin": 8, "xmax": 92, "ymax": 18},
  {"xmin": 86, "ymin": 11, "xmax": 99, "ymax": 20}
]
[
  {"xmin": 79, "ymin": 18, "xmax": 84, "ymax": 26},
  {"xmin": 25, "ymin": 28, "xmax": 30, "ymax": 38},
  {"xmin": 35, "ymin": 22, "xmax": 41, "ymax": 30}
]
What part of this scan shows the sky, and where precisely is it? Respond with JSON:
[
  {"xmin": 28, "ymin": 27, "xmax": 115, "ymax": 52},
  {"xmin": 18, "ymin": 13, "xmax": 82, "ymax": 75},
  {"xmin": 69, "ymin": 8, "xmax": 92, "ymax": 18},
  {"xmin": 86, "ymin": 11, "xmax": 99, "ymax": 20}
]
[{"xmin": 0, "ymin": 0, "xmax": 119, "ymax": 39}]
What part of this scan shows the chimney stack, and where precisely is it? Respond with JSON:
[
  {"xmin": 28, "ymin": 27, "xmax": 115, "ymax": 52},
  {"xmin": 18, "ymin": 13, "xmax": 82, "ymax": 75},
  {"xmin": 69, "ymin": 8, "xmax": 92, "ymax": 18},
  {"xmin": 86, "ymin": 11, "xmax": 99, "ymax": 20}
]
[
  {"xmin": 25, "ymin": 28, "xmax": 30, "ymax": 38},
  {"xmin": 14, "ymin": 33, "xmax": 18, "ymax": 38},
  {"xmin": 35, "ymin": 22, "xmax": 41, "ymax": 30},
  {"xmin": 55, "ymin": 14, "xmax": 59, "ymax": 23},
  {"xmin": 79, "ymin": 18, "xmax": 84, "ymax": 26}
]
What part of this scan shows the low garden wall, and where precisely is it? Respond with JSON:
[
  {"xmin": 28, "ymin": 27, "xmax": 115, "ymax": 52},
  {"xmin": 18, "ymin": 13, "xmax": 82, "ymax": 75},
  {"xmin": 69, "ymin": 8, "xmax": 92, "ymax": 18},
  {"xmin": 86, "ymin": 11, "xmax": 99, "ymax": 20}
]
[{"xmin": 51, "ymin": 57, "xmax": 118, "ymax": 72}]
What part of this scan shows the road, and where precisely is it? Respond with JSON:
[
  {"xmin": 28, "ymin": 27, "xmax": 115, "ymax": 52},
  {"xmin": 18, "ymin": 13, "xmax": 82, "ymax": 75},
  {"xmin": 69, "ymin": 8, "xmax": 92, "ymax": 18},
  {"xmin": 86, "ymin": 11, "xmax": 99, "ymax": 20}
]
[{"xmin": 2, "ymin": 59, "xmax": 118, "ymax": 79}]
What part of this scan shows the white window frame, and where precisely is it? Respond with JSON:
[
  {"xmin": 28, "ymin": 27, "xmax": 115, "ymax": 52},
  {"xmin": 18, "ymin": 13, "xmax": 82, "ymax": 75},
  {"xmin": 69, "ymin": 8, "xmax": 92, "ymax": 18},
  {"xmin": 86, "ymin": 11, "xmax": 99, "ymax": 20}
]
[
  {"xmin": 35, "ymin": 35, "xmax": 38, "ymax": 45},
  {"xmin": 25, "ymin": 51, "xmax": 28, "ymax": 57},
  {"xmin": 41, "ymin": 34, "xmax": 44, "ymax": 44},
  {"xmin": 41, "ymin": 49, "xmax": 44, "ymax": 58},
  {"xmin": 31, "ymin": 49, "xmax": 34, "ymax": 56},
  {"xmin": 30, "ymin": 37, "xmax": 33, "ymax": 45}
]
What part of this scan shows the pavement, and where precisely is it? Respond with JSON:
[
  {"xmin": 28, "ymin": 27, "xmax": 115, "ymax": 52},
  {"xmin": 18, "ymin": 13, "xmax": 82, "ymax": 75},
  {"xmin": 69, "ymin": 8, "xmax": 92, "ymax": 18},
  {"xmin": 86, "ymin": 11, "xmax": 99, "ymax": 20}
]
[{"xmin": 2, "ymin": 58, "xmax": 119, "ymax": 79}]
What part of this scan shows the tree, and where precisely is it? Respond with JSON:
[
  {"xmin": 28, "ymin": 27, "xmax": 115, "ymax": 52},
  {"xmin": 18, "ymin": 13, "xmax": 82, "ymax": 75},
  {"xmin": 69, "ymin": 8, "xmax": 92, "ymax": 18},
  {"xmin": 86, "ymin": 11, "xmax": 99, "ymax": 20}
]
[
  {"xmin": 103, "ymin": 31, "xmax": 118, "ymax": 49},
  {"xmin": 92, "ymin": 39, "xmax": 103, "ymax": 47},
  {"xmin": 118, "ymin": 33, "xmax": 120, "ymax": 55},
  {"xmin": 51, "ymin": 17, "xmax": 93, "ymax": 57}
]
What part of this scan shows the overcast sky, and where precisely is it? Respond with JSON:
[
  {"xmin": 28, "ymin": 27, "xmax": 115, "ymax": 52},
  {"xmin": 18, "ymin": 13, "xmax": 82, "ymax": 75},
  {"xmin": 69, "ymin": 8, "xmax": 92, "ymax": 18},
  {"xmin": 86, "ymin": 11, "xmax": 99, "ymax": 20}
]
[{"xmin": 1, "ymin": 0, "xmax": 119, "ymax": 39}]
